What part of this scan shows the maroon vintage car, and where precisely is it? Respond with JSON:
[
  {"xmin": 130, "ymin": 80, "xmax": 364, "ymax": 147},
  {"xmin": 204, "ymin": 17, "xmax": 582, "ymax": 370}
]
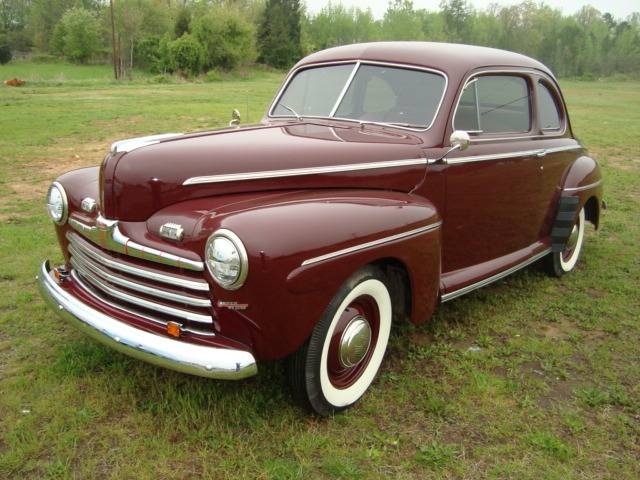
[{"xmin": 39, "ymin": 42, "xmax": 602, "ymax": 415}]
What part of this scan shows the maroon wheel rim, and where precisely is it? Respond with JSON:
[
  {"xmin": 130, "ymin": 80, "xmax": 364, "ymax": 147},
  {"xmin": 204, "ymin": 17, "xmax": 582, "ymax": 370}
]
[{"xmin": 326, "ymin": 294, "xmax": 380, "ymax": 389}]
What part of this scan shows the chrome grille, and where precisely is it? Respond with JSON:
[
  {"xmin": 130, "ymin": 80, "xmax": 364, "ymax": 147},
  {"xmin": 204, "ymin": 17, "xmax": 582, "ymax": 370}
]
[{"xmin": 66, "ymin": 232, "xmax": 213, "ymax": 325}]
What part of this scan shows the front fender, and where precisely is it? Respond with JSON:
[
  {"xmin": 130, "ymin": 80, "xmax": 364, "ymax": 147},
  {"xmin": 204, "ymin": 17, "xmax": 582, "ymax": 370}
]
[{"xmin": 197, "ymin": 189, "xmax": 442, "ymax": 361}]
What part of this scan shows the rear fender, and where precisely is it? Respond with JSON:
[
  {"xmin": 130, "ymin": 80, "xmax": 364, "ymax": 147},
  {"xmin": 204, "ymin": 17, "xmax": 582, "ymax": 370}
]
[{"xmin": 560, "ymin": 155, "xmax": 603, "ymax": 229}]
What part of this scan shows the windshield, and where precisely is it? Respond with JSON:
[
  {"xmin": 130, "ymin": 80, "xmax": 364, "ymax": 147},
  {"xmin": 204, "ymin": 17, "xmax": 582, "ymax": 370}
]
[{"xmin": 271, "ymin": 63, "xmax": 447, "ymax": 130}]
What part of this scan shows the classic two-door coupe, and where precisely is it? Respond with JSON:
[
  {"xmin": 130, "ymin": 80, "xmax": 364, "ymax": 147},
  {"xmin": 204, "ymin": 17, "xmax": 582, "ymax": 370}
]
[{"xmin": 39, "ymin": 42, "xmax": 603, "ymax": 415}]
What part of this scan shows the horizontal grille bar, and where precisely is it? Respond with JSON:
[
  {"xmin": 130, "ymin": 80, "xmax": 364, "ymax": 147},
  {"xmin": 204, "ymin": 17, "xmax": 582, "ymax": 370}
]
[
  {"xmin": 69, "ymin": 247, "xmax": 211, "ymax": 308},
  {"xmin": 72, "ymin": 260, "xmax": 213, "ymax": 324},
  {"xmin": 71, "ymin": 271, "xmax": 215, "ymax": 336},
  {"xmin": 67, "ymin": 232, "xmax": 209, "ymax": 292}
]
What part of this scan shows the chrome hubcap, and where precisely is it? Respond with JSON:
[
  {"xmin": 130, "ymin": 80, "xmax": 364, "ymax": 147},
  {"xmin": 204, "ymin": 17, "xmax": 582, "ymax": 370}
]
[
  {"xmin": 565, "ymin": 223, "xmax": 579, "ymax": 252},
  {"xmin": 338, "ymin": 316, "xmax": 372, "ymax": 368}
]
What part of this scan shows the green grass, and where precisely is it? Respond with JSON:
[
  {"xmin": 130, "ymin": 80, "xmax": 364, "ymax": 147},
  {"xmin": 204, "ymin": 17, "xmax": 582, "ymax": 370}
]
[{"xmin": 1, "ymin": 63, "xmax": 639, "ymax": 479}]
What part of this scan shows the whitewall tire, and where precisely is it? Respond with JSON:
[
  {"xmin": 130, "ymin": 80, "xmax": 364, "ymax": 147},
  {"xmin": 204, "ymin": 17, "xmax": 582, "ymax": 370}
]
[
  {"xmin": 548, "ymin": 207, "xmax": 585, "ymax": 276},
  {"xmin": 287, "ymin": 266, "xmax": 393, "ymax": 416}
]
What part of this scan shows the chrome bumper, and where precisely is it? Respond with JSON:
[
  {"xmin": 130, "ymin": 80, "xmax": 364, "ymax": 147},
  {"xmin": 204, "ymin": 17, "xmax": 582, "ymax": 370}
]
[{"xmin": 37, "ymin": 260, "xmax": 257, "ymax": 380}]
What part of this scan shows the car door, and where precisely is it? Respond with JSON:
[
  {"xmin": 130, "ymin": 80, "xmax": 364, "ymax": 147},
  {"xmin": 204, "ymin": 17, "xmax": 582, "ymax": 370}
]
[{"xmin": 442, "ymin": 72, "xmax": 545, "ymax": 278}]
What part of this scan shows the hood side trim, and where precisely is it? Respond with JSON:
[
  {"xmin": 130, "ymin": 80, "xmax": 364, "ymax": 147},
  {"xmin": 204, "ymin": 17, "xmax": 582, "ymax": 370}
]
[{"xmin": 183, "ymin": 158, "xmax": 430, "ymax": 186}]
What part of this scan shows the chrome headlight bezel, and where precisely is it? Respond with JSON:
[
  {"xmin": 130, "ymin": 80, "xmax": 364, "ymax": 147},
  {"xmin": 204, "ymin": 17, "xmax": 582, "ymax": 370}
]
[
  {"xmin": 205, "ymin": 229, "xmax": 248, "ymax": 290},
  {"xmin": 46, "ymin": 181, "xmax": 68, "ymax": 225}
]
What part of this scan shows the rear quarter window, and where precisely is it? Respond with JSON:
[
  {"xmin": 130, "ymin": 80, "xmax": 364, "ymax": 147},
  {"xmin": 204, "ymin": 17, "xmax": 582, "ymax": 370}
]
[{"xmin": 538, "ymin": 81, "xmax": 562, "ymax": 130}]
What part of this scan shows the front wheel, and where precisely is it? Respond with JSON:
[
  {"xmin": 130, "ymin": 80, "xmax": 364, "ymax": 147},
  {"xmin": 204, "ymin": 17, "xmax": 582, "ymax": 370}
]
[
  {"xmin": 547, "ymin": 207, "xmax": 585, "ymax": 276},
  {"xmin": 287, "ymin": 266, "xmax": 393, "ymax": 416}
]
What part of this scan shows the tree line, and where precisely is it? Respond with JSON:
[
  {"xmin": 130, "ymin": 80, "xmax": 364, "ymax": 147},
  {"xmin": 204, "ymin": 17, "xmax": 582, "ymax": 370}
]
[{"xmin": 0, "ymin": 0, "xmax": 639, "ymax": 79}]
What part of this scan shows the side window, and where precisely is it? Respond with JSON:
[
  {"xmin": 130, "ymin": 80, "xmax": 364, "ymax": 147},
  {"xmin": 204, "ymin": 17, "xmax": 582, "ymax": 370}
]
[
  {"xmin": 454, "ymin": 75, "xmax": 531, "ymax": 134},
  {"xmin": 538, "ymin": 81, "xmax": 562, "ymax": 131}
]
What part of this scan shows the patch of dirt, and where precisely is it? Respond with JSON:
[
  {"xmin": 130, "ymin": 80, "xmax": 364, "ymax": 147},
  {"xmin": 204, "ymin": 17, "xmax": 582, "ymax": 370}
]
[
  {"xmin": 409, "ymin": 330, "xmax": 434, "ymax": 348},
  {"xmin": 540, "ymin": 317, "xmax": 579, "ymax": 340},
  {"xmin": 538, "ymin": 379, "xmax": 577, "ymax": 408}
]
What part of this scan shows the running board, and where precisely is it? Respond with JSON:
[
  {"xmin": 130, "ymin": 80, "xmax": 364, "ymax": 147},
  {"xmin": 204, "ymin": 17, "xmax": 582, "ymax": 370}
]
[{"xmin": 441, "ymin": 248, "xmax": 551, "ymax": 302}]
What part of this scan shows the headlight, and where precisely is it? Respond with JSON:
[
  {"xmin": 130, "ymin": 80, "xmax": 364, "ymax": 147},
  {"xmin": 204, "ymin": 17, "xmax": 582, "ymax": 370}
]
[
  {"xmin": 205, "ymin": 229, "xmax": 248, "ymax": 290},
  {"xmin": 46, "ymin": 182, "xmax": 68, "ymax": 225}
]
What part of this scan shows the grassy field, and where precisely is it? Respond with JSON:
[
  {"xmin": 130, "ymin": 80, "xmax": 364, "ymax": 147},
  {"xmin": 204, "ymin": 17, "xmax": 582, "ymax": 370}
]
[{"xmin": 0, "ymin": 62, "xmax": 639, "ymax": 479}]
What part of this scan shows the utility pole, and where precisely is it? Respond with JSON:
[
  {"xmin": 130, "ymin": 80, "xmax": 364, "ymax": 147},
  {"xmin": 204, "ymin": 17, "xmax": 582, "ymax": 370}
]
[{"xmin": 109, "ymin": 0, "xmax": 118, "ymax": 80}]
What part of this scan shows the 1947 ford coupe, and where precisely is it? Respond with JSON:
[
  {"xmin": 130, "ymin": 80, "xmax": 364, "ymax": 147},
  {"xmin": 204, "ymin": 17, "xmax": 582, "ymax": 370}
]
[{"xmin": 39, "ymin": 42, "xmax": 603, "ymax": 415}]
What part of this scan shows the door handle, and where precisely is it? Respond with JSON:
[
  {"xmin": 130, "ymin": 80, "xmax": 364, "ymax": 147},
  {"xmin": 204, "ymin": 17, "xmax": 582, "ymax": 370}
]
[{"xmin": 536, "ymin": 150, "xmax": 547, "ymax": 158}]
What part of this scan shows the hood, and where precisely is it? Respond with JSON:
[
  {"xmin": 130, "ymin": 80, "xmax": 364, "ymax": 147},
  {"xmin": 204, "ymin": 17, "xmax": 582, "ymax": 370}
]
[{"xmin": 102, "ymin": 122, "xmax": 427, "ymax": 221}]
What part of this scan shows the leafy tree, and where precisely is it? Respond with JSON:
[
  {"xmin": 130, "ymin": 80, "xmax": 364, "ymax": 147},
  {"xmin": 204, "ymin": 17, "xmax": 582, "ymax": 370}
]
[
  {"xmin": 440, "ymin": 0, "xmax": 473, "ymax": 43},
  {"xmin": 257, "ymin": 0, "xmax": 302, "ymax": 68},
  {"xmin": 305, "ymin": 3, "xmax": 378, "ymax": 51},
  {"xmin": 53, "ymin": 7, "xmax": 101, "ymax": 63},
  {"xmin": 192, "ymin": 7, "xmax": 256, "ymax": 70},
  {"xmin": 169, "ymin": 33, "xmax": 205, "ymax": 76}
]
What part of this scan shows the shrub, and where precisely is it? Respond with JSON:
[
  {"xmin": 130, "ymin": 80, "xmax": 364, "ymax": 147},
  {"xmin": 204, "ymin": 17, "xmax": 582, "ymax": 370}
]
[
  {"xmin": 51, "ymin": 8, "xmax": 101, "ymax": 64},
  {"xmin": 192, "ymin": 8, "xmax": 256, "ymax": 70},
  {"xmin": 168, "ymin": 34, "xmax": 205, "ymax": 77},
  {"xmin": 135, "ymin": 35, "xmax": 162, "ymax": 72}
]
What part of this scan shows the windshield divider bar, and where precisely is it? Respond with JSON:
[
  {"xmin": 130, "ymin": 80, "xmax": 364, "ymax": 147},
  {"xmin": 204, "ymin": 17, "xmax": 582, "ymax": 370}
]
[{"xmin": 329, "ymin": 62, "xmax": 360, "ymax": 118}]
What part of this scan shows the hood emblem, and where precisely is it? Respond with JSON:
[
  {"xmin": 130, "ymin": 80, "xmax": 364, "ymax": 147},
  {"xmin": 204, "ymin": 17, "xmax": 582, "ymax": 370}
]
[
  {"xmin": 160, "ymin": 223, "xmax": 184, "ymax": 242},
  {"xmin": 81, "ymin": 197, "xmax": 97, "ymax": 213}
]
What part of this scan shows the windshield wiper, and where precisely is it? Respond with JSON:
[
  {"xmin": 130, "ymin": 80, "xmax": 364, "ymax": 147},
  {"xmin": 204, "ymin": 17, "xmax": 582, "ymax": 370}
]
[
  {"xmin": 280, "ymin": 104, "xmax": 302, "ymax": 121},
  {"xmin": 388, "ymin": 122, "xmax": 427, "ymax": 129}
]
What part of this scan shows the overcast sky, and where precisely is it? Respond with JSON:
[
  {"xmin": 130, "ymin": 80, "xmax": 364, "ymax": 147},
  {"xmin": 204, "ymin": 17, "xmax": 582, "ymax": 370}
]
[{"xmin": 304, "ymin": 0, "xmax": 638, "ymax": 20}]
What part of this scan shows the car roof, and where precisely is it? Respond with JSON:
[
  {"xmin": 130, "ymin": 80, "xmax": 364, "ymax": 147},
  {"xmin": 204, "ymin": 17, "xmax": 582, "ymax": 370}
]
[{"xmin": 296, "ymin": 42, "xmax": 554, "ymax": 79}]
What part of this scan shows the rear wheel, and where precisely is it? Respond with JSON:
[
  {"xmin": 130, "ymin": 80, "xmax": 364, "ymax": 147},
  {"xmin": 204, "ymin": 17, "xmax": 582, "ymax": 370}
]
[
  {"xmin": 287, "ymin": 266, "xmax": 392, "ymax": 416},
  {"xmin": 547, "ymin": 207, "xmax": 585, "ymax": 277}
]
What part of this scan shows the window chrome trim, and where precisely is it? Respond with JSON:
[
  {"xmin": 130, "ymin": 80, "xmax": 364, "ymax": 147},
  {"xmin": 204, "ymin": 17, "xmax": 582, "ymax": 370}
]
[
  {"xmin": 66, "ymin": 232, "xmax": 209, "ymax": 292},
  {"xmin": 71, "ymin": 270, "xmax": 216, "ymax": 336},
  {"xmin": 301, "ymin": 221, "xmax": 443, "ymax": 266},
  {"xmin": 69, "ymin": 247, "xmax": 211, "ymax": 307},
  {"xmin": 563, "ymin": 179, "xmax": 602, "ymax": 192},
  {"xmin": 72, "ymin": 262, "xmax": 213, "ymax": 324},
  {"xmin": 329, "ymin": 62, "xmax": 360, "ymax": 117},
  {"xmin": 183, "ymin": 158, "xmax": 428, "ymax": 186},
  {"xmin": 451, "ymin": 68, "xmax": 568, "ymax": 142},
  {"xmin": 267, "ymin": 59, "xmax": 449, "ymax": 132},
  {"xmin": 441, "ymin": 248, "xmax": 551, "ymax": 302},
  {"xmin": 69, "ymin": 215, "xmax": 204, "ymax": 272}
]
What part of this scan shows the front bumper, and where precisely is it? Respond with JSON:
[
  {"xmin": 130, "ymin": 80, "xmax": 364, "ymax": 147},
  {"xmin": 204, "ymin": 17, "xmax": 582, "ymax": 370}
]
[{"xmin": 37, "ymin": 260, "xmax": 258, "ymax": 380}]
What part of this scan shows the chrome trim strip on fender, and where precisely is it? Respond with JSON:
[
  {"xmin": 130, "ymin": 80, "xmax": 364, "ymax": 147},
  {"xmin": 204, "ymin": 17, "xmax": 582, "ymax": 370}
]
[
  {"xmin": 301, "ymin": 221, "xmax": 443, "ymax": 266},
  {"xmin": 563, "ymin": 179, "xmax": 603, "ymax": 192},
  {"xmin": 37, "ymin": 261, "xmax": 256, "ymax": 379},
  {"xmin": 441, "ymin": 248, "xmax": 551, "ymax": 302},
  {"xmin": 183, "ymin": 158, "xmax": 428, "ymax": 185},
  {"xmin": 66, "ymin": 232, "xmax": 209, "ymax": 291},
  {"xmin": 69, "ymin": 216, "xmax": 204, "ymax": 271}
]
